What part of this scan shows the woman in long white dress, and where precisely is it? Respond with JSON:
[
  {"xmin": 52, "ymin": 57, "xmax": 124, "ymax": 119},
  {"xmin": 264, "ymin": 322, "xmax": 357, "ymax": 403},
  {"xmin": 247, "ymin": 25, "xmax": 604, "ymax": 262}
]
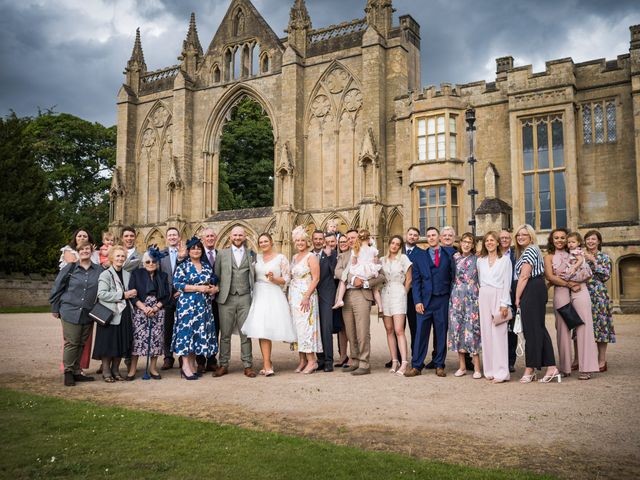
[
  {"xmin": 242, "ymin": 233, "xmax": 296, "ymax": 376},
  {"xmin": 289, "ymin": 226, "xmax": 322, "ymax": 374}
]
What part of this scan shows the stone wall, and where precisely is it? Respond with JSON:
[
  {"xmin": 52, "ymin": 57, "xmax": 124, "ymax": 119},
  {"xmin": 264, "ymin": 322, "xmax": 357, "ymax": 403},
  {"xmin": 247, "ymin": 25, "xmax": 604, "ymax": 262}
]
[{"xmin": 0, "ymin": 273, "xmax": 55, "ymax": 308}]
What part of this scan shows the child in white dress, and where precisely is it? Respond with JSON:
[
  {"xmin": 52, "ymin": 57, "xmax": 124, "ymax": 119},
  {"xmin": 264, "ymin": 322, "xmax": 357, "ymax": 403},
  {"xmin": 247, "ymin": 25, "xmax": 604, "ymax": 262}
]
[{"xmin": 332, "ymin": 229, "xmax": 383, "ymax": 311}]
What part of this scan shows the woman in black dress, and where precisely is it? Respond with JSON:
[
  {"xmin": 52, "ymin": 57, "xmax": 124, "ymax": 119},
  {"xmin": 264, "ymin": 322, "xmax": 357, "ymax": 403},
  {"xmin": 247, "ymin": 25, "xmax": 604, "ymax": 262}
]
[{"xmin": 93, "ymin": 245, "xmax": 137, "ymax": 382}]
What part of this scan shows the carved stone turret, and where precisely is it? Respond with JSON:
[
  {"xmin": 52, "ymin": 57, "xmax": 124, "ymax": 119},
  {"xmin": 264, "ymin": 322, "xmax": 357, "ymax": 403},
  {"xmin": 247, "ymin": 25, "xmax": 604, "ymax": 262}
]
[
  {"xmin": 365, "ymin": 0, "xmax": 393, "ymax": 38},
  {"xmin": 125, "ymin": 28, "xmax": 147, "ymax": 94},
  {"xmin": 286, "ymin": 0, "xmax": 311, "ymax": 57},
  {"xmin": 179, "ymin": 13, "xmax": 204, "ymax": 78}
]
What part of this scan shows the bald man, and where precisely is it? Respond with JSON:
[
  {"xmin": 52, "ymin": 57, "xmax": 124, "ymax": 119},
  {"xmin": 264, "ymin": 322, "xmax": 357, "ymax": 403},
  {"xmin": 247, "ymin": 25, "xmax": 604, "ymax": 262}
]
[{"xmin": 214, "ymin": 226, "xmax": 256, "ymax": 378}]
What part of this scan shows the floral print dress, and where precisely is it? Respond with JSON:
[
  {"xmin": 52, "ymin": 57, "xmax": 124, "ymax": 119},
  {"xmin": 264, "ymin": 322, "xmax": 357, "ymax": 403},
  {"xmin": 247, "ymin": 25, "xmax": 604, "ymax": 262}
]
[
  {"xmin": 289, "ymin": 252, "xmax": 322, "ymax": 353},
  {"xmin": 172, "ymin": 259, "xmax": 218, "ymax": 357},
  {"xmin": 586, "ymin": 251, "xmax": 615, "ymax": 343},
  {"xmin": 448, "ymin": 253, "xmax": 481, "ymax": 354}
]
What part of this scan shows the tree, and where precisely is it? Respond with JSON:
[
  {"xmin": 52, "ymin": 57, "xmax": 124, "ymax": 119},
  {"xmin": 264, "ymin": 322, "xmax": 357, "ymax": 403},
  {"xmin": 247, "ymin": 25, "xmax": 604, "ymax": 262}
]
[
  {"xmin": 0, "ymin": 113, "xmax": 64, "ymax": 273},
  {"xmin": 218, "ymin": 98, "xmax": 274, "ymax": 211},
  {"xmin": 24, "ymin": 111, "xmax": 116, "ymax": 239}
]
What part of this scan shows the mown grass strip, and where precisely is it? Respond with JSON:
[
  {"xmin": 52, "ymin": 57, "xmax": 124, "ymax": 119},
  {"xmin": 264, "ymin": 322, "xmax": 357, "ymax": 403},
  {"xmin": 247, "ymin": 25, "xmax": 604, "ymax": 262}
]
[{"xmin": 0, "ymin": 388, "xmax": 554, "ymax": 480}]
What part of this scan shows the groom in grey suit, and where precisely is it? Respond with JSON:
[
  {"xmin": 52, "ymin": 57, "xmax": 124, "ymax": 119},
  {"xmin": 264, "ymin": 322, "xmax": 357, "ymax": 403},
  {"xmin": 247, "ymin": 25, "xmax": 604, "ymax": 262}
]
[{"xmin": 214, "ymin": 226, "xmax": 256, "ymax": 378}]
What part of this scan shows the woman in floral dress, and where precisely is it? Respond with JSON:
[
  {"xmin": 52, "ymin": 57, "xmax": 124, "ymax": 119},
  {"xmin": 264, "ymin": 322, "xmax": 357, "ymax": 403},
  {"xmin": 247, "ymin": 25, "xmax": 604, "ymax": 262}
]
[
  {"xmin": 448, "ymin": 232, "xmax": 481, "ymax": 378},
  {"xmin": 289, "ymin": 226, "xmax": 322, "ymax": 374},
  {"xmin": 584, "ymin": 230, "xmax": 615, "ymax": 371},
  {"xmin": 172, "ymin": 238, "xmax": 219, "ymax": 380}
]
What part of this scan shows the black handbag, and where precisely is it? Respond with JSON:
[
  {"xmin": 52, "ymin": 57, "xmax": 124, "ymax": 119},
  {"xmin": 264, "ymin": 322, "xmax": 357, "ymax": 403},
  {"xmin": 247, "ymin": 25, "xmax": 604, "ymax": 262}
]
[
  {"xmin": 556, "ymin": 302, "xmax": 584, "ymax": 330},
  {"xmin": 89, "ymin": 302, "xmax": 114, "ymax": 326}
]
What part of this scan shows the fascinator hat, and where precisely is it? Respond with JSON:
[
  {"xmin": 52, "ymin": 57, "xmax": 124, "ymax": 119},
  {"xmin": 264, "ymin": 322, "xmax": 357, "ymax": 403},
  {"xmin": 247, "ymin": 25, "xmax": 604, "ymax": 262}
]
[
  {"xmin": 146, "ymin": 245, "xmax": 168, "ymax": 263},
  {"xmin": 186, "ymin": 236, "xmax": 202, "ymax": 250}
]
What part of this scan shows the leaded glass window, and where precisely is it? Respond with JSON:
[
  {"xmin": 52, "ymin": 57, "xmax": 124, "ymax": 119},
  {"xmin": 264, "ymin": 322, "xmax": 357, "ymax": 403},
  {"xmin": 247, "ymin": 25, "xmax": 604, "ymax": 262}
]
[
  {"xmin": 582, "ymin": 100, "xmax": 616, "ymax": 144},
  {"xmin": 606, "ymin": 101, "xmax": 616, "ymax": 142},
  {"xmin": 520, "ymin": 115, "xmax": 566, "ymax": 230},
  {"xmin": 415, "ymin": 113, "xmax": 458, "ymax": 162}
]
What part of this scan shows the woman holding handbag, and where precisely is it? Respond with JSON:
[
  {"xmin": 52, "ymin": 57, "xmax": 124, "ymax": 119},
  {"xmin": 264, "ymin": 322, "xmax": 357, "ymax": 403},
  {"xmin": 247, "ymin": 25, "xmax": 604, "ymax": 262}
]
[
  {"xmin": 514, "ymin": 224, "xmax": 559, "ymax": 384},
  {"xmin": 49, "ymin": 241, "xmax": 102, "ymax": 386},
  {"xmin": 544, "ymin": 229, "xmax": 599, "ymax": 380},
  {"xmin": 477, "ymin": 231, "xmax": 513, "ymax": 383},
  {"xmin": 93, "ymin": 245, "xmax": 137, "ymax": 382}
]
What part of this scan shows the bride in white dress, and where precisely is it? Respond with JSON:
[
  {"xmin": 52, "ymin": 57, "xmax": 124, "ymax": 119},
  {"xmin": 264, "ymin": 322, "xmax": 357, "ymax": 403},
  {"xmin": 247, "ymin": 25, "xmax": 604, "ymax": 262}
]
[{"xmin": 241, "ymin": 233, "xmax": 296, "ymax": 376}]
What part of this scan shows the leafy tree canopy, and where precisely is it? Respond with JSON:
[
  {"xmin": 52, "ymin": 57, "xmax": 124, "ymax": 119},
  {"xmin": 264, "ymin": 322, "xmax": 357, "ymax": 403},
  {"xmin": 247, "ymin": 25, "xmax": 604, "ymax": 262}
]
[
  {"xmin": 218, "ymin": 98, "xmax": 274, "ymax": 211},
  {"xmin": 24, "ymin": 111, "xmax": 116, "ymax": 240},
  {"xmin": 0, "ymin": 113, "xmax": 65, "ymax": 273}
]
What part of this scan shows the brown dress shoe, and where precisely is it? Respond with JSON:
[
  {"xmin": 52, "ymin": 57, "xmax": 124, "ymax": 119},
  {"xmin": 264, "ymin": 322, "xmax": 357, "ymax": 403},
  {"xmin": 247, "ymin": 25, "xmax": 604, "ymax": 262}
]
[
  {"xmin": 244, "ymin": 367, "xmax": 257, "ymax": 378},
  {"xmin": 404, "ymin": 367, "xmax": 421, "ymax": 377},
  {"xmin": 160, "ymin": 358, "xmax": 174, "ymax": 371},
  {"xmin": 436, "ymin": 367, "xmax": 447, "ymax": 377},
  {"xmin": 213, "ymin": 366, "xmax": 228, "ymax": 378},
  {"xmin": 342, "ymin": 364, "xmax": 359, "ymax": 372},
  {"xmin": 351, "ymin": 367, "xmax": 371, "ymax": 376},
  {"xmin": 197, "ymin": 364, "xmax": 206, "ymax": 375}
]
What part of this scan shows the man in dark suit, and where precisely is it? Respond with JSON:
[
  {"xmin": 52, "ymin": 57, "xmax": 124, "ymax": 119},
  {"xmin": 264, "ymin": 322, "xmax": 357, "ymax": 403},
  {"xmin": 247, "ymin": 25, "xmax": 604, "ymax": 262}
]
[
  {"xmin": 405, "ymin": 226, "xmax": 455, "ymax": 378},
  {"xmin": 312, "ymin": 230, "xmax": 338, "ymax": 372},
  {"xmin": 197, "ymin": 227, "xmax": 220, "ymax": 373},
  {"xmin": 159, "ymin": 226, "xmax": 185, "ymax": 370},
  {"xmin": 499, "ymin": 229, "xmax": 518, "ymax": 373}
]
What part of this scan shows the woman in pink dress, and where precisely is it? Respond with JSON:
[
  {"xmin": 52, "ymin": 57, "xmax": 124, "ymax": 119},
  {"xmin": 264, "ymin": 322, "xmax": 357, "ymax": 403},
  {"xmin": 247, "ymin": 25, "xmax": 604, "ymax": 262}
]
[{"xmin": 544, "ymin": 228, "xmax": 599, "ymax": 380}]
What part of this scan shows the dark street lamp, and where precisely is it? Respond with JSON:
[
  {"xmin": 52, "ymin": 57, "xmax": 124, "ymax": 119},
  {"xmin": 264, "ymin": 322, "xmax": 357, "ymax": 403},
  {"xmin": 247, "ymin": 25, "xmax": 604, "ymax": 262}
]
[{"xmin": 465, "ymin": 108, "xmax": 477, "ymax": 236}]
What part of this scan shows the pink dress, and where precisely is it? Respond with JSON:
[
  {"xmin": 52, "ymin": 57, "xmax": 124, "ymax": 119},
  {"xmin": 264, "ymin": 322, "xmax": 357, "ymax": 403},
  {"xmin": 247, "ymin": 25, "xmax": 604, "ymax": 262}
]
[{"xmin": 551, "ymin": 251, "xmax": 599, "ymax": 374}]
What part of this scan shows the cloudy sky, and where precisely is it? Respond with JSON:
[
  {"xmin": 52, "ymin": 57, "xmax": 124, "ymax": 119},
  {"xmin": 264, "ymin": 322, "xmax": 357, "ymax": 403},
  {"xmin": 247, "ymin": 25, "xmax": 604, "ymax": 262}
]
[{"xmin": 1, "ymin": 0, "xmax": 638, "ymax": 126}]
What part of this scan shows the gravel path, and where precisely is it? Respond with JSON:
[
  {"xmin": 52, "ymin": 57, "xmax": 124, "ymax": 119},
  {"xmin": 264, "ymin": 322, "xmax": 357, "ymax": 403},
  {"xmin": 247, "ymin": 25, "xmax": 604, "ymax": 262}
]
[{"xmin": 1, "ymin": 313, "xmax": 639, "ymax": 479}]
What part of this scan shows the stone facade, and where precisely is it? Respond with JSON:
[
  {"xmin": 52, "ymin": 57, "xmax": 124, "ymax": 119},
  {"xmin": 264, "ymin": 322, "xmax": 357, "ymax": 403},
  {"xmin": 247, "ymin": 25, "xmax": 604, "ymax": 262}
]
[
  {"xmin": 111, "ymin": 0, "xmax": 639, "ymax": 311},
  {"xmin": 0, "ymin": 273, "xmax": 55, "ymax": 307}
]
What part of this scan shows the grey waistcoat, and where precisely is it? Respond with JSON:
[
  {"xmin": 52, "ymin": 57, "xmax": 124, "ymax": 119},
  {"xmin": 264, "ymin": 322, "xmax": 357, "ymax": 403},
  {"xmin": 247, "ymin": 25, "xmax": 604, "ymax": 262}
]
[{"xmin": 230, "ymin": 252, "xmax": 251, "ymax": 295}]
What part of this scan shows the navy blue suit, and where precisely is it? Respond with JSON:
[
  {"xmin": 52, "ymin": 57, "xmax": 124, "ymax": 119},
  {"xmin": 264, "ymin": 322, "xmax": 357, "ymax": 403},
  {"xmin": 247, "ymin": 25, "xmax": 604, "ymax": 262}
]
[
  {"xmin": 411, "ymin": 246, "xmax": 455, "ymax": 369},
  {"xmin": 506, "ymin": 247, "xmax": 517, "ymax": 368},
  {"xmin": 316, "ymin": 248, "xmax": 338, "ymax": 368},
  {"xmin": 403, "ymin": 246, "xmax": 421, "ymax": 354}
]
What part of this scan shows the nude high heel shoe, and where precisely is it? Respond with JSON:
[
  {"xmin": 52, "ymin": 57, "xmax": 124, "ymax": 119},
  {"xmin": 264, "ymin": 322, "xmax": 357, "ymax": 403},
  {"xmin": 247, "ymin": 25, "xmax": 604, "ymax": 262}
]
[{"xmin": 539, "ymin": 368, "xmax": 562, "ymax": 383}]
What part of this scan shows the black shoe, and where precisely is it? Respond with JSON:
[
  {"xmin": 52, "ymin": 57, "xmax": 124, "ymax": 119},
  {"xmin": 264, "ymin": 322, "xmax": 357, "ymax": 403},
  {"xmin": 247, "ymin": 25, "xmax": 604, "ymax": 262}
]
[
  {"xmin": 384, "ymin": 360, "xmax": 393, "ymax": 369},
  {"xmin": 424, "ymin": 361, "xmax": 436, "ymax": 370},
  {"xmin": 317, "ymin": 362, "xmax": 325, "ymax": 371},
  {"xmin": 64, "ymin": 371, "xmax": 75, "ymax": 386},
  {"xmin": 324, "ymin": 365, "xmax": 334, "ymax": 372},
  {"xmin": 73, "ymin": 373, "xmax": 95, "ymax": 382},
  {"xmin": 150, "ymin": 373, "xmax": 162, "ymax": 380},
  {"xmin": 509, "ymin": 365, "xmax": 516, "ymax": 373}
]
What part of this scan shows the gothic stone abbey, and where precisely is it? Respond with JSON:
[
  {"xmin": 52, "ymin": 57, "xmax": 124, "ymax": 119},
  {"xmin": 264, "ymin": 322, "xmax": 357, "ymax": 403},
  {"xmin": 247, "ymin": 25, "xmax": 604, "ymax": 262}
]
[{"xmin": 110, "ymin": 0, "xmax": 640, "ymax": 311}]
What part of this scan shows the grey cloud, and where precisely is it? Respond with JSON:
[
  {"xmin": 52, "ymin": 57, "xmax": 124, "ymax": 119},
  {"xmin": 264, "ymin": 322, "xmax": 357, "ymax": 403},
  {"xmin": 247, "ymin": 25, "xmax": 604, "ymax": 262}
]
[{"xmin": 0, "ymin": 0, "xmax": 637, "ymax": 126}]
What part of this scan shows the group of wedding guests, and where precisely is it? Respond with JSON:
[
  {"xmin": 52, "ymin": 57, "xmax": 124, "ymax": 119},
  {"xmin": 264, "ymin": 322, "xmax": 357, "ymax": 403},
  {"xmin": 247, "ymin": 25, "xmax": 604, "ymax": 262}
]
[{"xmin": 50, "ymin": 221, "xmax": 615, "ymax": 386}]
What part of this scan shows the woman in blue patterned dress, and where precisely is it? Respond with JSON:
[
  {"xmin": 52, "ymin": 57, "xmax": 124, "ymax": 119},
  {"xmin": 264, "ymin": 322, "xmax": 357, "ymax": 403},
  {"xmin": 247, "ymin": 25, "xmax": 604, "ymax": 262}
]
[
  {"xmin": 584, "ymin": 230, "xmax": 615, "ymax": 372},
  {"xmin": 172, "ymin": 237, "xmax": 219, "ymax": 380},
  {"xmin": 448, "ymin": 232, "xmax": 482, "ymax": 378}
]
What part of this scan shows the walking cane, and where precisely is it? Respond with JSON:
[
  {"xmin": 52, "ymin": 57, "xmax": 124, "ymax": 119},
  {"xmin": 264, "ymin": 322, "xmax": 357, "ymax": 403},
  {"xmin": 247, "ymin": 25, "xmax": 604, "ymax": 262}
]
[{"xmin": 142, "ymin": 309, "xmax": 153, "ymax": 380}]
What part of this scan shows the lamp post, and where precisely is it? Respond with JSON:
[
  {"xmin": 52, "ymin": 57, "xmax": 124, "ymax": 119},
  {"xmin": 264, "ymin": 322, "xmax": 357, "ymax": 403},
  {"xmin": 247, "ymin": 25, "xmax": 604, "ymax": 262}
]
[{"xmin": 465, "ymin": 107, "xmax": 477, "ymax": 236}]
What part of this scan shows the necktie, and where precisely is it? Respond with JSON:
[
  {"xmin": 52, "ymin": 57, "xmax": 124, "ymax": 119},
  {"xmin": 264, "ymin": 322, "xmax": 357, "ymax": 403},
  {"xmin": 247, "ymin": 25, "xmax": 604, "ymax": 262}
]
[
  {"xmin": 170, "ymin": 249, "xmax": 177, "ymax": 272},
  {"xmin": 208, "ymin": 250, "xmax": 214, "ymax": 266},
  {"xmin": 434, "ymin": 248, "xmax": 440, "ymax": 267},
  {"xmin": 406, "ymin": 248, "xmax": 412, "ymax": 256}
]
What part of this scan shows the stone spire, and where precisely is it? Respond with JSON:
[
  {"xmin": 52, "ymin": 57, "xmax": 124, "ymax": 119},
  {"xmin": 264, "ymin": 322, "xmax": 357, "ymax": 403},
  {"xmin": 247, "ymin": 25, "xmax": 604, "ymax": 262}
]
[
  {"xmin": 286, "ymin": 0, "xmax": 311, "ymax": 57},
  {"xmin": 125, "ymin": 28, "xmax": 146, "ymax": 93},
  {"xmin": 179, "ymin": 12, "xmax": 203, "ymax": 77},
  {"xmin": 365, "ymin": 0, "xmax": 393, "ymax": 37}
]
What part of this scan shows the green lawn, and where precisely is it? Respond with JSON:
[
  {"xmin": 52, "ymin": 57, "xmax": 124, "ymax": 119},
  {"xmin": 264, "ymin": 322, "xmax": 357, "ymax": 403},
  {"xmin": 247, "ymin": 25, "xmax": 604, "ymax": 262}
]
[{"xmin": 0, "ymin": 388, "xmax": 554, "ymax": 480}]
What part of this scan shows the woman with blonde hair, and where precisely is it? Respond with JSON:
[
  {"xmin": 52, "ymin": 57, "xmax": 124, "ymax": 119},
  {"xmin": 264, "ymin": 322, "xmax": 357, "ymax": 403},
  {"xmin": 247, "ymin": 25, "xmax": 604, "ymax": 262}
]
[
  {"xmin": 289, "ymin": 226, "xmax": 322, "ymax": 373},
  {"xmin": 514, "ymin": 224, "xmax": 559, "ymax": 384},
  {"xmin": 93, "ymin": 245, "xmax": 137, "ymax": 382}
]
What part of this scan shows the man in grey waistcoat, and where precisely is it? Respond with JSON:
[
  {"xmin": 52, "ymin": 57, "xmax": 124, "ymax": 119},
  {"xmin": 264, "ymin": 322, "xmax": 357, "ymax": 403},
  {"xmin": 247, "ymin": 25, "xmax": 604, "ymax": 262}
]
[{"xmin": 214, "ymin": 226, "xmax": 256, "ymax": 378}]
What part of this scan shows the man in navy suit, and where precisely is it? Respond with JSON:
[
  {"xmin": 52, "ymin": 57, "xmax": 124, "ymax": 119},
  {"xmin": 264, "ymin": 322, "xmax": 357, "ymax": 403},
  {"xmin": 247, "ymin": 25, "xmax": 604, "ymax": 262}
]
[
  {"xmin": 159, "ymin": 227, "xmax": 186, "ymax": 370},
  {"xmin": 499, "ymin": 229, "xmax": 518, "ymax": 373},
  {"xmin": 405, "ymin": 227, "xmax": 455, "ymax": 377},
  {"xmin": 312, "ymin": 230, "xmax": 338, "ymax": 372},
  {"xmin": 197, "ymin": 227, "xmax": 220, "ymax": 373}
]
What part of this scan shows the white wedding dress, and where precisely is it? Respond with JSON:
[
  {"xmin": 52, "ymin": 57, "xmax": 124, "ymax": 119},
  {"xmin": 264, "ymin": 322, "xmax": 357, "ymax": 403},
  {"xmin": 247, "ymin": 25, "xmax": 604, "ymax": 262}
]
[{"xmin": 241, "ymin": 253, "xmax": 296, "ymax": 342}]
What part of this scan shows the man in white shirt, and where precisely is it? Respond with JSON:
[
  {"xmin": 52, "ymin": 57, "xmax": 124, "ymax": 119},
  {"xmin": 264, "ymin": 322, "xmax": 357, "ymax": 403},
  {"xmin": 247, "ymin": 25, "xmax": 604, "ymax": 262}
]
[
  {"xmin": 121, "ymin": 227, "xmax": 141, "ymax": 272},
  {"xmin": 197, "ymin": 228, "xmax": 220, "ymax": 373},
  {"xmin": 160, "ymin": 227, "xmax": 185, "ymax": 370}
]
